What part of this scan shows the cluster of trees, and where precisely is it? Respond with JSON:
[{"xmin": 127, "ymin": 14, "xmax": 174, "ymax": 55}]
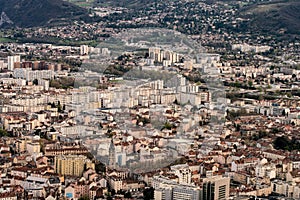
[
  {"xmin": 224, "ymin": 81, "xmax": 256, "ymax": 90},
  {"xmin": 273, "ymin": 136, "xmax": 300, "ymax": 151},
  {"xmin": 50, "ymin": 77, "xmax": 75, "ymax": 89},
  {"xmin": 143, "ymin": 187, "xmax": 154, "ymax": 200},
  {"xmin": 184, "ymin": 72, "xmax": 204, "ymax": 84},
  {"xmin": 123, "ymin": 69, "xmax": 174, "ymax": 82},
  {"xmin": 252, "ymin": 130, "xmax": 267, "ymax": 141},
  {"xmin": 226, "ymin": 108, "xmax": 247, "ymax": 120},
  {"xmin": 104, "ymin": 64, "xmax": 132, "ymax": 77}
]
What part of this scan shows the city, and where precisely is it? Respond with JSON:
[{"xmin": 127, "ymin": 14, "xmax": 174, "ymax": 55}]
[{"xmin": 0, "ymin": 0, "xmax": 299, "ymax": 200}]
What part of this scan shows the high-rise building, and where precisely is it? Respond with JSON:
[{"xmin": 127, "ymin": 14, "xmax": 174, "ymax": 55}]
[
  {"xmin": 8, "ymin": 55, "xmax": 21, "ymax": 71},
  {"xmin": 149, "ymin": 47, "xmax": 163, "ymax": 62},
  {"xmin": 202, "ymin": 176, "xmax": 230, "ymax": 200},
  {"xmin": 80, "ymin": 45, "xmax": 90, "ymax": 55},
  {"xmin": 13, "ymin": 68, "xmax": 54, "ymax": 81}
]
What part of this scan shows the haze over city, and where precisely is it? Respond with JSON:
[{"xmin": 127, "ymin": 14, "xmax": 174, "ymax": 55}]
[{"xmin": 0, "ymin": 0, "xmax": 299, "ymax": 199}]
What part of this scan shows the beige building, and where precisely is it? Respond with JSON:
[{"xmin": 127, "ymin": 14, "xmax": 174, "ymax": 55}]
[
  {"xmin": 55, "ymin": 155, "xmax": 94, "ymax": 177},
  {"xmin": 109, "ymin": 176, "xmax": 123, "ymax": 192},
  {"xmin": 26, "ymin": 142, "xmax": 40, "ymax": 155}
]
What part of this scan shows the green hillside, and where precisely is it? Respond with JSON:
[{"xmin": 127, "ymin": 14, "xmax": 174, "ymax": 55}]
[{"xmin": 0, "ymin": 0, "xmax": 92, "ymax": 28}]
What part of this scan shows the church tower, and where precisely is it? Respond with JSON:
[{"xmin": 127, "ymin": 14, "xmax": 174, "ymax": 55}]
[{"xmin": 108, "ymin": 138, "xmax": 116, "ymax": 169}]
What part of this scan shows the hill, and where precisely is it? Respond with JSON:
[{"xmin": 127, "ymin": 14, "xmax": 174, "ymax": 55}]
[
  {"xmin": 66, "ymin": 0, "xmax": 95, "ymax": 8},
  {"xmin": 239, "ymin": 0, "xmax": 300, "ymax": 35},
  {"xmin": 0, "ymin": 0, "xmax": 92, "ymax": 28},
  {"xmin": 94, "ymin": 0, "xmax": 156, "ymax": 9},
  {"xmin": 92, "ymin": 0, "xmax": 299, "ymax": 36}
]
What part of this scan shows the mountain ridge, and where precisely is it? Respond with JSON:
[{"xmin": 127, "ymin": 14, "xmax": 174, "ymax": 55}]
[
  {"xmin": 0, "ymin": 0, "xmax": 92, "ymax": 28},
  {"xmin": 239, "ymin": 0, "xmax": 300, "ymax": 35}
]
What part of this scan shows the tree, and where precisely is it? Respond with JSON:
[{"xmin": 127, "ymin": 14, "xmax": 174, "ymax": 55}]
[
  {"xmin": 173, "ymin": 98, "xmax": 180, "ymax": 105},
  {"xmin": 111, "ymin": 189, "xmax": 116, "ymax": 196},
  {"xmin": 95, "ymin": 161, "xmax": 106, "ymax": 173},
  {"xmin": 124, "ymin": 191, "xmax": 132, "ymax": 198},
  {"xmin": 273, "ymin": 136, "xmax": 300, "ymax": 151},
  {"xmin": 0, "ymin": 129, "xmax": 8, "ymax": 137},
  {"xmin": 78, "ymin": 195, "xmax": 89, "ymax": 200},
  {"xmin": 143, "ymin": 187, "xmax": 154, "ymax": 200},
  {"xmin": 32, "ymin": 79, "xmax": 38, "ymax": 85},
  {"xmin": 86, "ymin": 152, "xmax": 94, "ymax": 160},
  {"xmin": 236, "ymin": 124, "xmax": 241, "ymax": 131},
  {"xmin": 273, "ymin": 136, "xmax": 290, "ymax": 150},
  {"xmin": 57, "ymin": 101, "xmax": 63, "ymax": 112},
  {"xmin": 258, "ymin": 130, "xmax": 267, "ymax": 139},
  {"xmin": 258, "ymin": 87, "xmax": 263, "ymax": 92},
  {"xmin": 163, "ymin": 122, "xmax": 173, "ymax": 130},
  {"xmin": 248, "ymin": 80, "xmax": 253, "ymax": 87}
]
